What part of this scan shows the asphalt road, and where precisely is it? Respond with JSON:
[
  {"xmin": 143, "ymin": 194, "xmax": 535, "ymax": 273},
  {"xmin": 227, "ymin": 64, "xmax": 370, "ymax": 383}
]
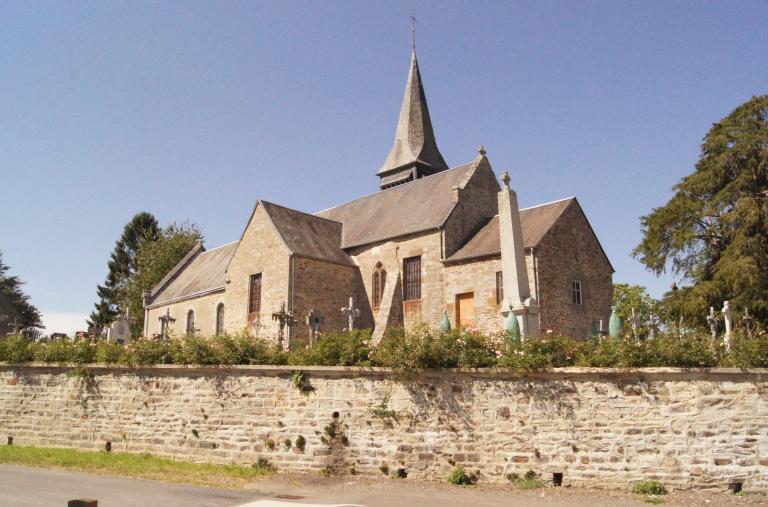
[
  {"xmin": 0, "ymin": 465, "xmax": 262, "ymax": 507},
  {"xmin": 2, "ymin": 464, "xmax": 766, "ymax": 507}
]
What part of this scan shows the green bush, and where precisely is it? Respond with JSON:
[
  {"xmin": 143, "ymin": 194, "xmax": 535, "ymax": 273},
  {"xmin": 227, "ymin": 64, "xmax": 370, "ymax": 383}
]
[
  {"xmin": 633, "ymin": 480, "xmax": 667, "ymax": 495},
  {"xmin": 0, "ymin": 334, "xmax": 34, "ymax": 363},
  {"xmin": 447, "ymin": 466, "xmax": 473, "ymax": 485},
  {"xmin": 2, "ymin": 328, "xmax": 768, "ymax": 370},
  {"xmin": 289, "ymin": 330, "xmax": 371, "ymax": 366}
]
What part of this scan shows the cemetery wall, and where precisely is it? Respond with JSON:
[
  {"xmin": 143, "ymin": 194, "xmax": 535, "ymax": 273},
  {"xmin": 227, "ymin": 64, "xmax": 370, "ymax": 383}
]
[{"xmin": 1, "ymin": 364, "xmax": 767, "ymax": 492}]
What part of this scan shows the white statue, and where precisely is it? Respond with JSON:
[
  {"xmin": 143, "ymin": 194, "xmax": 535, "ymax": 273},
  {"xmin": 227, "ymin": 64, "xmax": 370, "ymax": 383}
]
[{"xmin": 722, "ymin": 301, "xmax": 733, "ymax": 350}]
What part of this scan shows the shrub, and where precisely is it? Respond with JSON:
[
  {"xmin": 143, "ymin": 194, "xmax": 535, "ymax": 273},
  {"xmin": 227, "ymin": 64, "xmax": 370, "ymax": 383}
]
[
  {"xmin": 95, "ymin": 340, "xmax": 124, "ymax": 364},
  {"xmin": 288, "ymin": 330, "xmax": 371, "ymax": 366},
  {"xmin": 633, "ymin": 480, "xmax": 667, "ymax": 495},
  {"xmin": 447, "ymin": 466, "xmax": 473, "ymax": 485},
  {"xmin": 508, "ymin": 469, "xmax": 545, "ymax": 489},
  {"xmin": 122, "ymin": 338, "xmax": 175, "ymax": 366},
  {"xmin": 0, "ymin": 334, "xmax": 34, "ymax": 363}
]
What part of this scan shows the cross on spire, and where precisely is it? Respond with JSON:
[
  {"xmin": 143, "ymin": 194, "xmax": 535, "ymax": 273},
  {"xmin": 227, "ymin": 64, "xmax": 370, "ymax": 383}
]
[{"xmin": 410, "ymin": 13, "xmax": 417, "ymax": 52}]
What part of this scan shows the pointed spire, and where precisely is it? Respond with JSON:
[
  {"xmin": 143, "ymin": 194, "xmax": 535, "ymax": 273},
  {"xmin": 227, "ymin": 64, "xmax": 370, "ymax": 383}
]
[{"xmin": 377, "ymin": 51, "xmax": 448, "ymax": 189}]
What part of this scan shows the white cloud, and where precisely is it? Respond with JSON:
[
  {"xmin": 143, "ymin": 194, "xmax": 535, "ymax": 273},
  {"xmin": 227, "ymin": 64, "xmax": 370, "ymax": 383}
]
[{"xmin": 40, "ymin": 312, "xmax": 89, "ymax": 335}]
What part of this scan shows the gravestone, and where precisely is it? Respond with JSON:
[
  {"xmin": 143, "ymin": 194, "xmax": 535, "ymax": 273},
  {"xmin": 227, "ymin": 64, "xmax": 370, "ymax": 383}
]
[{"xmin": 107, "ymin": 318, "xmax": 130, "ymax": 344}]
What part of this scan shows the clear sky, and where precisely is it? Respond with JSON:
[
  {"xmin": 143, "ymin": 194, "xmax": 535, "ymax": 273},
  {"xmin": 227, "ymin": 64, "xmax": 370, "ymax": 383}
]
[{"xmin": 1, "ymin": 1, "xmax": 767, "ymax": 334}]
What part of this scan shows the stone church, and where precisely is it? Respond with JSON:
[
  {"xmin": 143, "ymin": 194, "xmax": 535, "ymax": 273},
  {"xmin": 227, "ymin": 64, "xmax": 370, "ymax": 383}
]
[{"xmin": 142, "ymin": 51, "xmax": 613, "ymax": 346}]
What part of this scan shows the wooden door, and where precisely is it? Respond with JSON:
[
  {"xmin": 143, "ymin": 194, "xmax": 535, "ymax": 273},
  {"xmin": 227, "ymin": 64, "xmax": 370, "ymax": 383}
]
[{"xmin": 456, "ymin": 292, "xmax": 476, "ymax": 330}]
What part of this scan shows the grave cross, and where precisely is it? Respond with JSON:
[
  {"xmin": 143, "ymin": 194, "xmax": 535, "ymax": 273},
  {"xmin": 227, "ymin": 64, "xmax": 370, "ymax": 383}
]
[
  {"xmin": 158, "ymin": 309, "xmax": 175, "ymax": 338},
  {"xmin": 629, "ymin": 308, "xmax": 640, "ymax": 340},
  {"xmin": 706, "ymin": 306, "xmax": 719, "ymax": 344},
  {"xmin": 722, "ymin": 300, "xmax": 733, "ymax": 350},
  {"xmin": 647, "ymin": 314, "xmax": 659, "ymax": 340},
  {"xmin": 341, "ymin": 296, "xmax": 360, "ymax": 331},
  {"xmin": 271, "ymin": 302, "xmax": 295, "ymax": 348},
  {"xmin": 742, "ymin": 307, "xmax": 755, "ymax": 339},
  {"xmin": 306, "ymin": 309, "xmax": 323, "ymax": 345}
]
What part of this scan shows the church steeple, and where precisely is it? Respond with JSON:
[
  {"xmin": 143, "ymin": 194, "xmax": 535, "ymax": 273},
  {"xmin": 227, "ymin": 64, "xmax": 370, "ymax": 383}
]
[{"xmin": 377, "ymin": 51, "xmax": 448, "ymax": 190}]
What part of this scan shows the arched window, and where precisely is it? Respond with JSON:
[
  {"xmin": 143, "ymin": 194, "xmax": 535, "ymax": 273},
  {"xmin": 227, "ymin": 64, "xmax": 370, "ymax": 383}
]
[
  {"xmin": 372, "ymin": 262, "xmax": 386, "ymax": 309},
  {"xmin": 215, "ymin": 303, "xmax": 225, "ymax": 335},
  {"xmin": 186, "ymin": 310, "xmax": 196, "ymax": 335}
]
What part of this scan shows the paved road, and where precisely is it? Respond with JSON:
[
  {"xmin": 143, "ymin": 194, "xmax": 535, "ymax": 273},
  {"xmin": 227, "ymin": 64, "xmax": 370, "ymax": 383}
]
[
  {"xmin": 0, "ymin": 465, "xmax": 262, "ymax": 507},
  {"xmin": 2, "ymin": 464, "xmax": 765, "ymax": 507}
]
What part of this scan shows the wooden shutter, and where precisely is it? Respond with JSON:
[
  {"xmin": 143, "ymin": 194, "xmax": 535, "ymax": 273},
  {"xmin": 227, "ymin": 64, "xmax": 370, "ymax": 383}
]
[{"xmin": 249, "ymin": 274, "xmax": 262, "ymax": 314}]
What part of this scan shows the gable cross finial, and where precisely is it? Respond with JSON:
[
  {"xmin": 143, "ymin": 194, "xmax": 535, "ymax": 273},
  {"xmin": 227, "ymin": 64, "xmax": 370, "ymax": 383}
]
[{"xmin": 410, "ymin": 12, "xmax": 417, "ymax": 52}]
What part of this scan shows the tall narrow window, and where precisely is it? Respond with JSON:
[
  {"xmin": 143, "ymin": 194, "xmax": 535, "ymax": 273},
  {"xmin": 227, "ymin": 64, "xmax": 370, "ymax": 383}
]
[
  {"xmin": 215, "ymin": 303, "xmax": 225, "ymax": 335},
  {"xmin": 372, "ymin": 262, "xmax": 387, "ymax": 309},
  {"xmin": 403, "ymin": 256, "xmax": 421, "ymax": 301},
  {"xmin": 572, "ymin": 279, "xmax": 582, "ymax": 306},
  {"xmin": 186, "ymin": 310, "xmax": 196, "ymax": 335},
  {"xmin": 248, "ymin": 273, "xmax": 262, "ymax": 314},
  {"xmin": 495, "ymin": 271, "xmax": 504, "ymax": 305}
]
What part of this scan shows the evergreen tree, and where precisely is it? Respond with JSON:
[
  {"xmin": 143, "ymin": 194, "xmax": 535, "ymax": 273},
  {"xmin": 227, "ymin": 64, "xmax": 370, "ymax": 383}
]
[
  {"xmin": 634, "ymin": 95, "xmax": 768, "ymax": 327},
  {"xmin": 125, "ymin": 222, "xmax": 203, "ymax": 337},
  {"xmin": 88, "ymin": 212, "xmax": 160, "ymax": 332},
  {"xmin": 0, "ymin": 251, "xmax": 42, "ymax": 334}
]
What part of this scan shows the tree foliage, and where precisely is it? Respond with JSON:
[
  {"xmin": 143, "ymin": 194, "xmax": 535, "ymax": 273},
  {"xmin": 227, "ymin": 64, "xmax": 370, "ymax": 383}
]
[
  {"xmin": 634, "ymin": 95, "xmax": 768, "ymax": 327},
  {"xmin": 125, "ymin": 222, "xmax": 203, "ymax": 337},
  {"xmin": 612, "ymin": 283, "xmax": 660, "ymax": 336},
  {"xmin": 0, "ymin": 251, "xmax": 42, "ymax": 334},
  {"xmin": 88, "ymin": 212, "xmax": 160, "ymax": 332}
]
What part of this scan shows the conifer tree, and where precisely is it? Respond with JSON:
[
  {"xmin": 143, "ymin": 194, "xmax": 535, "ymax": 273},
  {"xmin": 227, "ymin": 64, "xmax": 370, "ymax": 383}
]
[
  {"xmin": 88, "ymin": 212, "xmax": 160, "ymax": 332},
  {"xmin": 0, "ymin": 251, "xmax": 42, "ymax": 334},
  {"xmin": 634, "ymin": 95, "xmax": 768, "ymax": 327}
]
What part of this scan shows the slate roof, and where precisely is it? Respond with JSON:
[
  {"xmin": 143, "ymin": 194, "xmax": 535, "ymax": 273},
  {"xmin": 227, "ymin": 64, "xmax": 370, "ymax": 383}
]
[
  {"xmin": 149, "ymin": 241, "xmax": 238, "ymax": 307},
  {"xmin": 317, "ymin": 161, "xmax": 476, "ymax": 249},
  {"xmin": 378, "ymin": 51, "xmax": 448, "ymax": 180},
  {"xmin": 260, "ymin": 201, "xmax": 354, "ymax": 266},
  {"xmin": 446, "ymin": 197, "xmax": 575, "ymax": 262}
]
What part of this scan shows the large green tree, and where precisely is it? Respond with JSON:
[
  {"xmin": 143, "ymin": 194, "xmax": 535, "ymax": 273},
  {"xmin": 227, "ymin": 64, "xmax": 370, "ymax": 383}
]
[
  {"xmin": 125, "ymin": 222, "xmax": 203, "ymax": 337},
  {"xmin": 634, "ymin": 95, "xmax": 768, "ymax": 327},
  {"xmin": 0, "ymin": 251, "xmax": 42, "ymax": 334},
  {"xmin": 612, "ymin": 283, "xmax": 660, "ymax": 336},
  {"xmin": 88, "ymin": 212, "xmax": 160, "ymax": 332}
]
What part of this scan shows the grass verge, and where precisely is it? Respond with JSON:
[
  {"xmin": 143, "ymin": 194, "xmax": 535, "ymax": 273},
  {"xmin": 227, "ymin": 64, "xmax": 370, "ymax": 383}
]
[{"xmin": 0, "ymin": 445, "xmax": 273, "ymax": 489}]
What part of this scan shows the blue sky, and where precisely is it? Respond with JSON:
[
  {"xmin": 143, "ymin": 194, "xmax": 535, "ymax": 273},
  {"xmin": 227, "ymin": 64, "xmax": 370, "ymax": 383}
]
[{"xmin": 1, "ymin": 1, "xmax": 767, "ymax": 333}]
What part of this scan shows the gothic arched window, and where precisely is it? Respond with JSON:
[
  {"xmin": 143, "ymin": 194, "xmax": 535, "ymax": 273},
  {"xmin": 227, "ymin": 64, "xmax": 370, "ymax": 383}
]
[
  {"xmin": 372, "ymin": 262, "xmax": 386, "ymax": 309},
  {"xmin": 215, "ymin": 303, "xmax": 225, "ymax": 335},
  {"xmin": 186, "ymin": 310, "xmax": 196, "ymax": 335}
]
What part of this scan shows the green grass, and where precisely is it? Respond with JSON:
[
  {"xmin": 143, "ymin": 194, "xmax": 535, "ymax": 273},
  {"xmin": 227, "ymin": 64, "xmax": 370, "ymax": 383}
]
[
  {"xmin": 633, "ymin": 480, "xmax": 667, "ymax": 496},
  {"xmin": 0, "ymin": 445, "xmax": 273, "ymax": 488},
  {"xmin": 643, "ymin": 497, "xmax": 665, "ymax": 505}
]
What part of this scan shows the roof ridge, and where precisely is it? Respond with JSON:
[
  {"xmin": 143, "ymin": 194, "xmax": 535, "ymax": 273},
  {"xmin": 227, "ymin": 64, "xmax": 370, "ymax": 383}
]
[
  {"xmin": 261, "ymin": 199, "xmax": 344, "ymax": 225},
  {"xmin": 316, "ymin": 161, "xmax": 476, "ymax": 216},
  {"xmin": 198, "ymin": 240, "xmax": 239, "ymax": 254},
  {"xmin": 519, "ymin": 196, "xmax": 575, "ymax": 212}
]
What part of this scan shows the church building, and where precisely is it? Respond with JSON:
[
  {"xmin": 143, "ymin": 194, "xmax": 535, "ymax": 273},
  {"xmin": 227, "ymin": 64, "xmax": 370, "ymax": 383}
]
[{"xmin": 142, "ymin": 51, "xmax": 614, "ymax": 346}]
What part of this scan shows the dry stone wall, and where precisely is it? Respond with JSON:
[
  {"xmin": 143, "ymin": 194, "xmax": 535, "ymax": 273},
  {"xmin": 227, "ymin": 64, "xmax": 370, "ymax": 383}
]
[{"xmin": 1, "ymin": 365, "xmax": 767, "ymax": 492}]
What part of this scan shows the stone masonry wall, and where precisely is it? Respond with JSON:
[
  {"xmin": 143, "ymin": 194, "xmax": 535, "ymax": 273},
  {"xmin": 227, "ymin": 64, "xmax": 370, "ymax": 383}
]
[
  {"xmin": 2, "ymin": 365, "xmax": 768, "ymax": 492},
  {"xmin": 146, "ymin": 291, "xmax": 225, "ymax": 338},
  {"xmin": 535, "ymin": 202, "xmax": 613, "ymax": 338},
  {"xmin": 291, "ymin": 256, "xmax": 371, "ymax": 347},
  {"xmin": 442, "ymin": 157, "xmax": 501, "ymax": 258},
  {"xmin": 348, "ymin": 231, "xmax": 444, "ymax": 333},
  {"xmin": 224, "ymin": 204, "xmax": 291, "ymax": 341}
]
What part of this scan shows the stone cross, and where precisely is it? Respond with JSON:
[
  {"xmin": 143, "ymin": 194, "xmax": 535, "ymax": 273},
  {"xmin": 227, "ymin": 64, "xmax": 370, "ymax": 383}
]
[
  {"xmin": 706, "ymin": 306, "xmax": 719, "ymax": 344},
  {"xmin": 742, "ymin": 307, "xmax": 755, "ymax": 339},
  {"xmin": 646, "ymin": 314, "xmax": 659, "ymax": 340},
  {"xmin": 306, "ymin": 309, "xmax": 323, "ymax": 344},
  {"xmin": 271, "ymin": 302, "xmax": 295, "ymax": 348},
  {"xmin": 722, "ymin": 300, "xmax": 733, "ymax": 350},
  {"xmin": 341, "ymin": 296, "xmax": 360, "ymax": 331},
  {"xmin": 629, "ymin": 308, "xmax": 640, "ymax": 340},
  {"xmin": 158, "ymin": 309, "xmax": 175, "ymax": 338}
]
